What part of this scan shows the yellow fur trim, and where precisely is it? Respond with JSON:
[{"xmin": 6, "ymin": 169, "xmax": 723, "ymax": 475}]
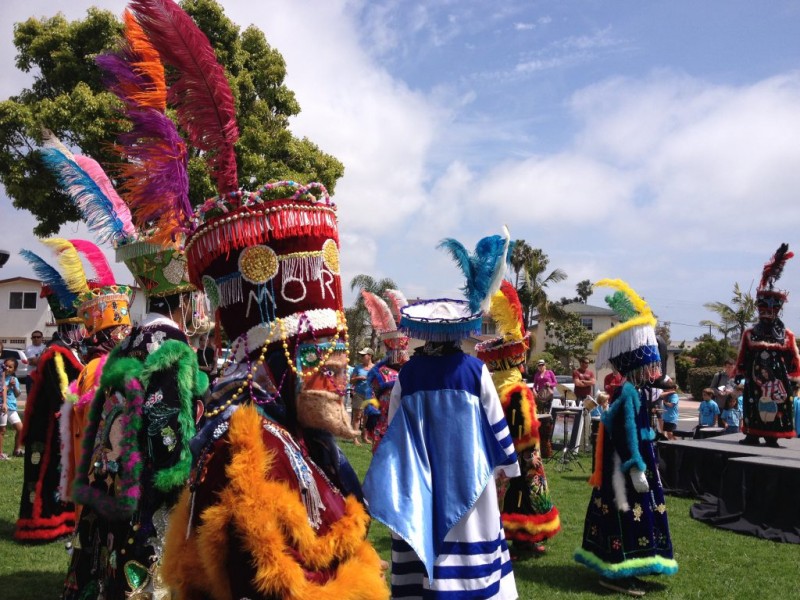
[
  {"xmin": 503, "ymin": 512, "xmax": 562, "ymax": 535},
  {"xmin": 488, "ymin": 288, "xmax": 523, "ymax": 341},
  {"xmin": 497, "ymin": 376, "xmax": 539, "ymax": 452},
  {"xmin": 41, "ymin": 238, "xmax": 89, "ymax": 294},
  {"xmin": 163, "ymin": 406, "xmax": 389, "ymax": 600},
  {"xmin": 592, "ymin": 278, "xmax": 656, "ymax": 352}
]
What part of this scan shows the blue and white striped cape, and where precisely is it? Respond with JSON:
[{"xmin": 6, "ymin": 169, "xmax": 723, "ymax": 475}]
[{"xmin": 363, "ymin": 352, "xmax": 519, "ymax": 599}]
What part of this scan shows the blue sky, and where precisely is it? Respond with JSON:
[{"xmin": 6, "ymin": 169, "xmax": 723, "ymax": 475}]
[{"xmin": 2, "ymin": 0, "xmax": 800, "ymax": 342}]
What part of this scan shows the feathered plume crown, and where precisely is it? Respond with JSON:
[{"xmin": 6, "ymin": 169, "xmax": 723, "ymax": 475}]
[
  {"xmin": 488, "ymin": 280, "xmax": 526, "ymax": 342},
  {"xmin": 437, "ymin": 225, "xmax": 511, "ymax": 313},
  {"xmin": 39, "ymin": 238, "xmax": 91, "ymax": 296},
  {"xmin": 19, "ymin": 248, "xmax": 77, "ymax": 310},
  {"xmin": 384, "ymin": 289, "xmax": 408, "ymax": 326},
  {"xmin": 361, "ymin": 290, "xmax": 397, "ymax": 334},
  {"xmin": 758, "ymin": 243, "xmax": 793, "ymax": 295},
  {"xmin": 593, "ymin": 278, "xmax": 661, "ymax": 382}
]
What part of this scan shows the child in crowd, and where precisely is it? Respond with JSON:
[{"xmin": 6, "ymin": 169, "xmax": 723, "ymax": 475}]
[
  {"xmin": 720, "ymin": 393, "xmax": 741, "ymax": 434},
  {"xmin": 660, "ymin": 380, "xmax": 680, "ymax": 440},
  {"xmin": 694, "ymin": 387, "xmax": 721, "ymax": 440},
  {"xmin": 0, "ymin": 358, "xmax": 23, "ymax": 460},
  {"xmin": 362, "ymin": 398, "xmax": 381, "ymax": 444}
]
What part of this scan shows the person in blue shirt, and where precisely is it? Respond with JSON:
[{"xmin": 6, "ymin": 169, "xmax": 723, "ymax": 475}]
[
  {"xmin": 0, "ymin": 358, "xmax": 23, "ymax": 460},
  {"xmin": 720, "ymin": 393, "xmax": 741, "ymax": 434},
  {"xmin": 349, "ymin": 348, "xmax": 375, "ymax": 443},
  {"xmin": 698, "ymin": 387, "xmax": 721, "ymax": 427},
  {"xmin": 660, "ymin": 380, "xmax": 680, "ymax": 440}
]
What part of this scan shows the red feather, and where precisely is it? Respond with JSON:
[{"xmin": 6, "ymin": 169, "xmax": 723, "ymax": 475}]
[
  {"xmin": 69, "ymin": 239, "xmax": 116, "ymax": 287},
  {"xmin": 362, "ymin": 291, "xmax": 397, "ymax": 334},
  {"xmin": 499, "ymin": 280, "xmax": 525, "ymax": 332},
  {"xmin": 760, "ymin": 243, "xmax": 794, "ymax": 290},
  {"xmin": 130, "ymin": 0, "xmax": 239, "ymax": 195}
]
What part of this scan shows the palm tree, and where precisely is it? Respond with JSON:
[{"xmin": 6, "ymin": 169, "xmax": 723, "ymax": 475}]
[
  {"xmin": 347, "ymin": 274, "xmax": 398, "ymax": 362},
  {"xmin": 701, "ymin": 282, "xmax": 756, "ymax": 343},
  {"xmin": 576, "ymin": 279, "xmax": 593, "ymax": 303},
  {"xmin": 510, "ymin": 240, "xmax": 568, "ymax": 328}
]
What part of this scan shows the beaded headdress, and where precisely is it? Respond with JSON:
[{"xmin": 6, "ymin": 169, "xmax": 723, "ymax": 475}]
[
  {"xmin": 41, "ymin": 238, "xmax": 132, "ymax": 336},
  {"xmin": 115, "ymin": 0, "xmax": 348, "ymax": 388},
  {"xmin": 593, "ymin": 279, "xmax": 661, "ymax": 385},
  {"xmin": 475, "ymin": 280, "xmax": 529, "ymax": 373},
  {"xmin": 400, "ymin": 227, "xmax": 510, "ymax": 342}
]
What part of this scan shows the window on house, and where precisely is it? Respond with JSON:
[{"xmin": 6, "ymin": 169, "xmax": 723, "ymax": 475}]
[
  {"xmin": 581, "ymin": 317, "xmax": 593, "ymax": 331},
  {"xmin": 482, "ymin": 321, "xmax": 496, "ymax": 335},
  {"xmin": 9, "ymin": 292, "xmax": 37, "ymax": 310}
]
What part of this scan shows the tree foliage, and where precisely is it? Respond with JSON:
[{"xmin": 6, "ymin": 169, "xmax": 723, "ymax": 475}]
[
  {"xmin": 700, "ymin": 282, "xmax": 756, "ymax": 343},
  {"xmin": 346, "ymin": 274, "xmax": 398, "ymax": 364},
  {"xmin": 0, "ymin": 0, "xmax": 344, "ymax": 236},
  {"xmin": 509, "ymin": 239, "xmax": 568, "ymax": 328},
  {"xmin": 544, "ymin": 313, "xmax": 595, "ymax": 370}
]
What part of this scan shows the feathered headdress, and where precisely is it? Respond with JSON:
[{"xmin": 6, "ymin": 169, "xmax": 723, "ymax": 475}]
[
  {"xmin": 40, "ymin": 238, "xmax": 132, "ymax": 335},
  {"xmin": 593, "ymin": 279, "xmax": 660, "ymax": 384},
  {"xmin": 384, "ymin": 289, "xmax": 408, "ymax": 326},
  {"xmin": 757, "ymin": 243, "xmax": 793, "ymax": 301},
  {"xmin": 39, "ymin": 134, "xmax": 135, "ymax": 246},
  {"xmin": 19, "ymin": 248, "xmax": 80, "ymax": 323},
  {"xmin": 437, "ymin": 225, "xmax": 510, "ymax": 313},
  {"xmin": 475, "ymin": 280, "xmax": 529, "ymax": 373},
  {"xmin": 130, "ymin": 0, "xmax": 239, "ymax": 196},
  {"xmin": 362, "ymin": 291, "xmax": 397, "ymax": 334}
]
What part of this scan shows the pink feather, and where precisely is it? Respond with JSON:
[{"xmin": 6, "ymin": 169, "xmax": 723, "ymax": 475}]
[
  {"xmin": 73, "ymin": 155, "xmax": 136, "ymax": 237},
  {"xmin": 362, "ymin": 290, "xmax": 397, "ymax": 334},
  {"xmin": 69, "ymin": 239, "xmax": 116, "ymax": 286},
  {"xmin": 384, "ymin": 289, "xmax": 408, "ymax": 326},
  {"xmin": 130, "ymin": 0, "xmax": 239, "ymax": 195}
]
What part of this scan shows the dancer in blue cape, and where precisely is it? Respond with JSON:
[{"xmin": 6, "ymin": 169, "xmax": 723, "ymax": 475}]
[{"xmin": 364, "ymin": 228, "xmax": 520, "ymax": 600}]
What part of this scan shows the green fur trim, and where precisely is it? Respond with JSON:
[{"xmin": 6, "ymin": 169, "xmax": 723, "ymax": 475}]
[
  {"xmin": 140, "ymin": 340, "xmax": 208, "ymax": 492},
  {"xmin": 574, "ymin": 547, "xmax": 678, "ymax": 579}
]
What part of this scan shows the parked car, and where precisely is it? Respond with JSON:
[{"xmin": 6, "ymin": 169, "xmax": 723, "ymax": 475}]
[{"xmin": 1, "ymin": 348, "xmax": 30, "ymax": 380}]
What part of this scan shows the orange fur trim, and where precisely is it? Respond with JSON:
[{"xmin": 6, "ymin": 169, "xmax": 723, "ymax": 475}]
[
  {"xmin": 498, "ymin": 379, "xmax": 540, "ymax": 452},
  {"xmin": 588, "ymin": 420, "xmax": 605, "ymax": 488},
  {"xmin": 164, "ymin": 406, "xmax": 389, "ymax": 600}
]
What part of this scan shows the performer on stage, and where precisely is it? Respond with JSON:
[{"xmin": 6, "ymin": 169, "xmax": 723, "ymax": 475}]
[
  {"xmin": 737, "ymin": 244, "xmax": 800, "ymax": 447},
  {"xmin": 476, "ymin": 280, "xmax": 561, "ymax": 557},
  {"xmin": 574, "ymin": 279, "xmax": 677, "ymax": 597},
  {"xmin": 14, "ymin": 249, "xmax": 85, "ymax": 542},
  {"xmin": 361, "ymin": 289, "xmax": 410, "ymax": 451},
  {"xmin": 364, "ymin": 229, "xmax": 519, "ymax": 599}
]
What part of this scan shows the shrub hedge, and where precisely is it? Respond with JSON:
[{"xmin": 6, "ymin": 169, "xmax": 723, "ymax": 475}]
[{"xmin": 687, "ymin": 366, "xmax": 720, "ymax": 400}]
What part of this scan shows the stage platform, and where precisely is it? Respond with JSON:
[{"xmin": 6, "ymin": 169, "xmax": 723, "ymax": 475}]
[{"xmin": 658, "ymin": 433, "xmax": 800, "ymax": 543}]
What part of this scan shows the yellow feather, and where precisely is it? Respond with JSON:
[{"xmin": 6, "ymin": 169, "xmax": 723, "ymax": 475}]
[
  {"xmin": 592, "ymin": 278, "xmax": 656, "ymax": 352},
  {"xmin": 40, "ymin": 238, "xmax": 89, "ymax": 295},
  {"xmin": 488, "ymin": 288, "xmax": 523, "ymax": 341}
]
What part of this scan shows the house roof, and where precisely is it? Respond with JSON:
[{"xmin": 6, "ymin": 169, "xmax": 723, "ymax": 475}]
[
  {"xmin": 532, "ymin": 302, "xmax": 616, "ymax": 321},
  {"xmin": 0, "ymin": 276, "xmax": 41, "ymax": 285}
]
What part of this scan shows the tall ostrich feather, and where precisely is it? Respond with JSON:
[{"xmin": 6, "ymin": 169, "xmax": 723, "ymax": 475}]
[
  {"xmin": 73, "ymin": 155, "xmax": 135, "ymax": 237},
  {"xmin": 759, "ymin": 243, "xmax": 794, "ymax": 291},
  {"xmin": 384, "ymin": 289, "xmax": 408, "ymax": 326},
  {"xmin": 69, "ymin": 239, "xmax": 116, "ymax": 287},
  {"xmin": 19, "ymin": 249, "xmax": 77, "ymax": 309},
  {"xmin": 487, "ymin": 280, "xmax": 525, "ymax": 341},
  {"xmin": 40, "ymin": 238, "xmax": 89, "ymax": 295},
  {"xmin": 362, "ymin": 290, "xmax": 397, "ymax": 334},
  {"xmin": 130, "ymin": 0, "xmax": 239, "ymax": 195},
  {"xmin": 39, "ymin": 144, "xmax": 131, "ymax": 245},
  {"xmin": 438, "ymin": 226, "xmax": 511, "ymax": 313}
]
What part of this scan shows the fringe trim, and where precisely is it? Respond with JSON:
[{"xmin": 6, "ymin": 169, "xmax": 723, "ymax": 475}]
[
  {"xmin": 216, "ymin": 274, "xmax": 243, "ymax": 308},
  {"xmin": 574, "ymin": 547, "xmax": 678, "ymax": 579},
  {"xmin": 185, "ymin": 205, "xmax": 338, "ymax": 285}
]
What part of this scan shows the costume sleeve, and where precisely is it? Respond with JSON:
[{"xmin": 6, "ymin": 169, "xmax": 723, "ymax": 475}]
[
  {"xmin": 141, "ymin": 340, "xmax": 209, "ymax": 493},
  {"xmin": 479, "ymin": 365, "xmax": 520, "ymax": 478},
  {"xmin": 605, "ymin": 381, "xmax": 647, "ymax": 474},
  {"xmin": 784, "ymin": 331, "xmax": 800, "ymax": 378}
]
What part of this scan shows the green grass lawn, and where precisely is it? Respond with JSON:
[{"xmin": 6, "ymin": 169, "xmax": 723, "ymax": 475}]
[{"xmin": 2, "ymin": 433, "xmax": 799, "ymax": 599}]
